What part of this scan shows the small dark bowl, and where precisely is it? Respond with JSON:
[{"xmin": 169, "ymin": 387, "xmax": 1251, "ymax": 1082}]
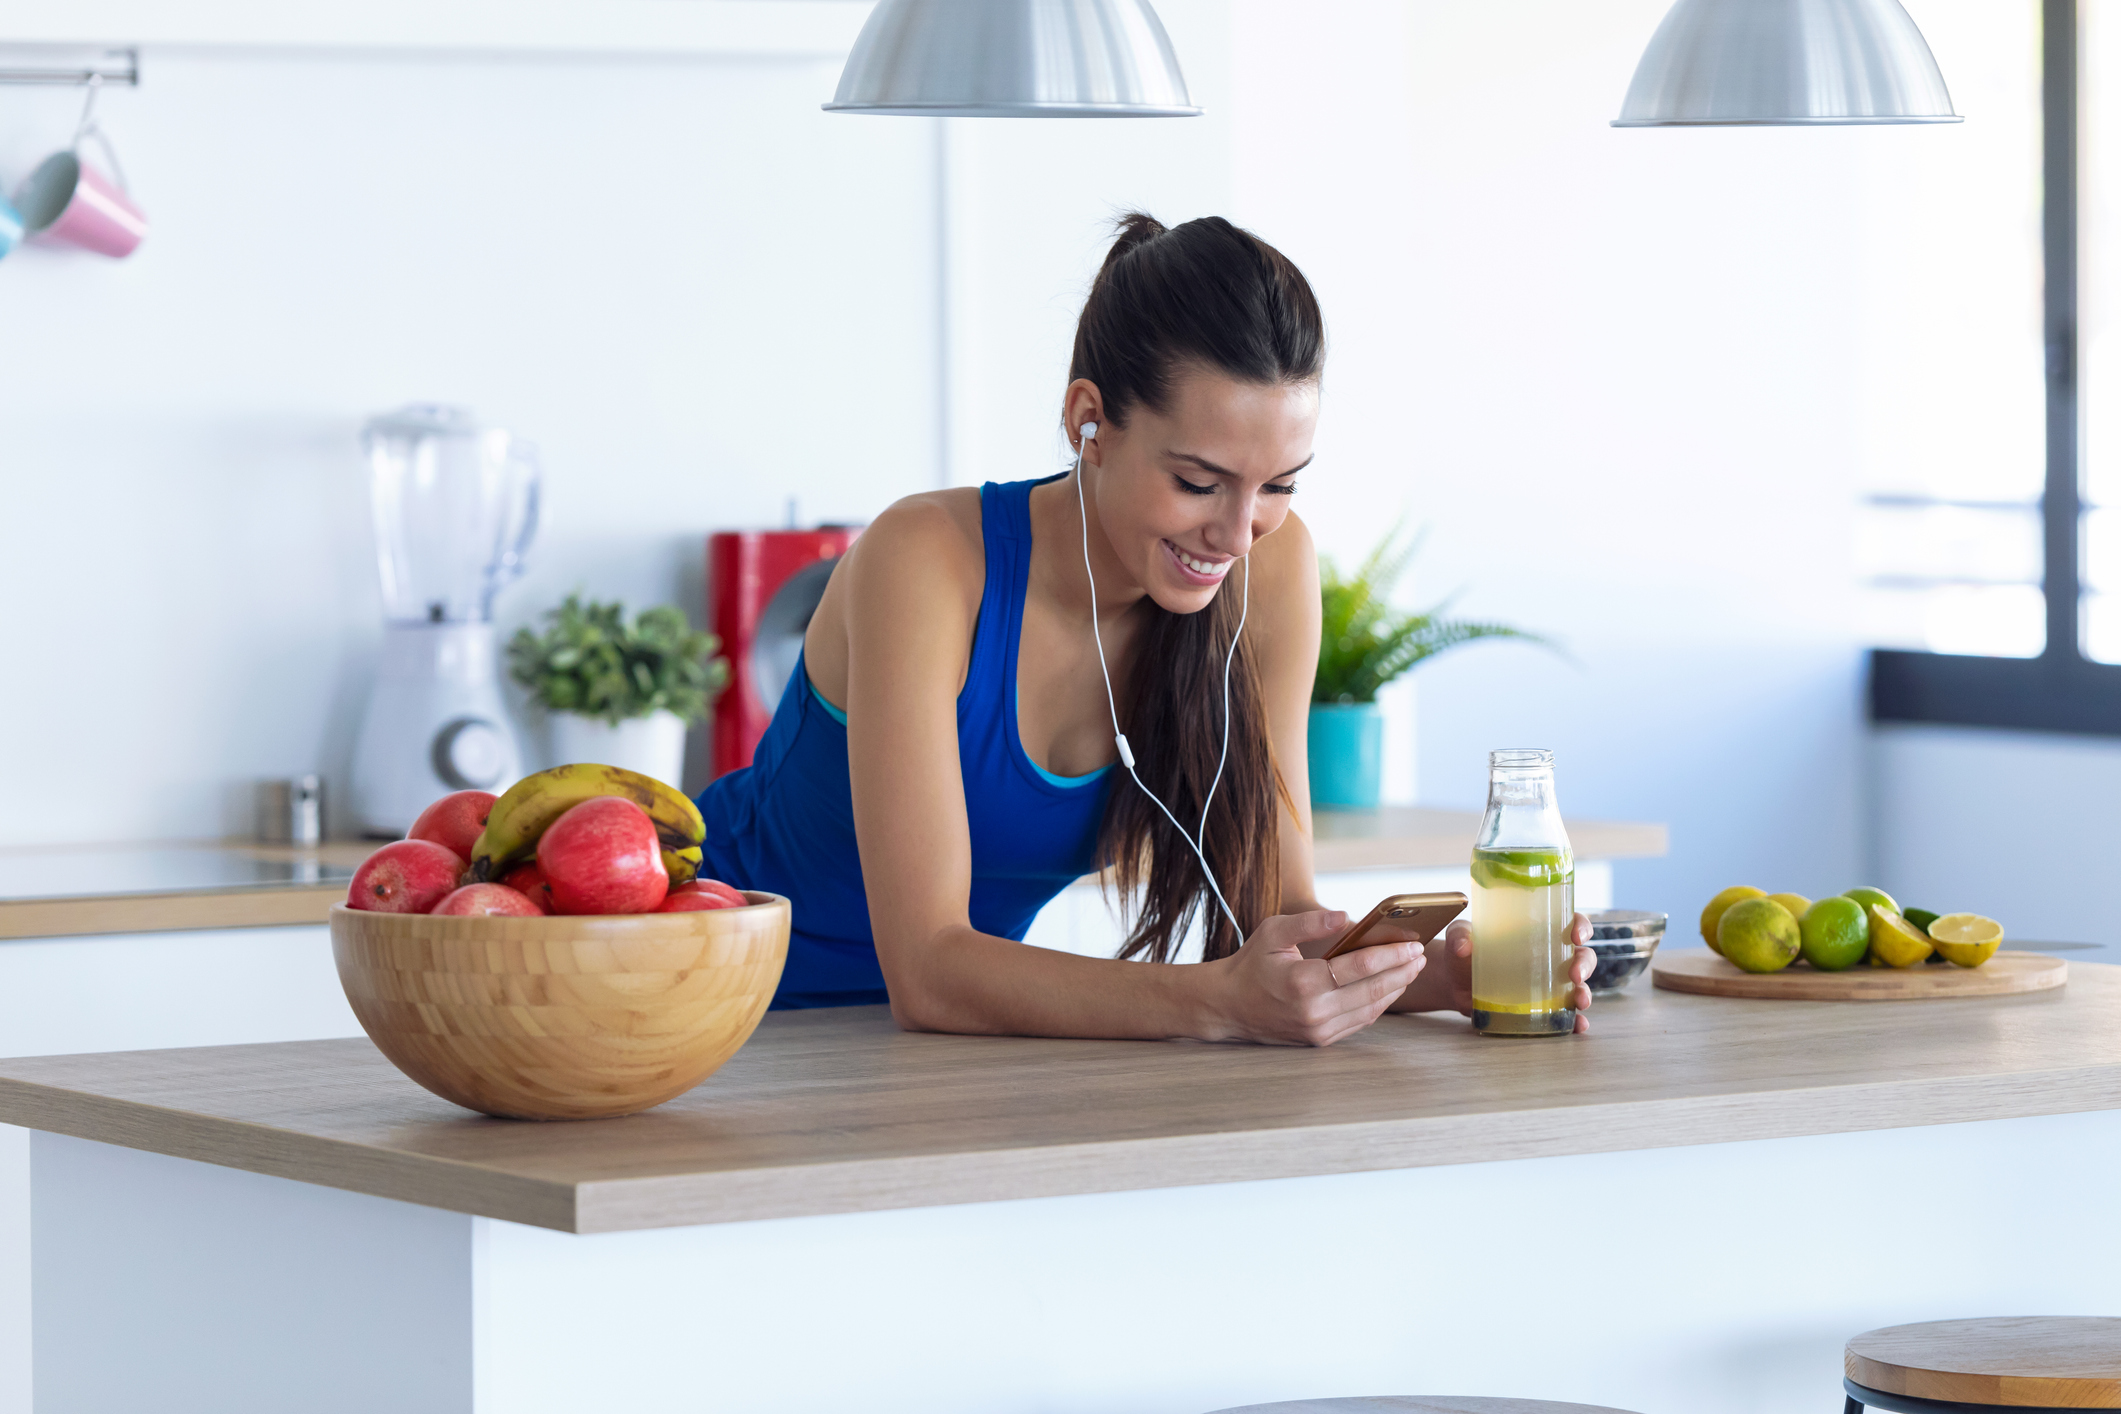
[{"xmin": 1585, "ymin": 909, "xmax": 1667, "ymax": 994}]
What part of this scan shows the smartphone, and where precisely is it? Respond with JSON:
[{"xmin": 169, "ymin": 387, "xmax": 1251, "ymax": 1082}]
[{"xmin": 1321, "ymin": 892, "xmax": 1468, "ymax": 961}]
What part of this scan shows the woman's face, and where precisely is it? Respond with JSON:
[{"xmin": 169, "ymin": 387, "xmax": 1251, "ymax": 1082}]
[{"xmin": 1083, "ymin": 368, "xmax": 1318, "ymax": 614}]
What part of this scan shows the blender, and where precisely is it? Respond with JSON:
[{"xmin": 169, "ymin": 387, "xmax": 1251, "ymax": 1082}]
[{"xmin": 349, "ymin": 405, "xmax": 540, "ymax": 836}]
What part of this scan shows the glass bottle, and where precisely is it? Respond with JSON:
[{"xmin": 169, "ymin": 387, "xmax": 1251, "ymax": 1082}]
[{"xmin": 1470, "ymin": 748, "xmax": 1575, "ymax": 1037}]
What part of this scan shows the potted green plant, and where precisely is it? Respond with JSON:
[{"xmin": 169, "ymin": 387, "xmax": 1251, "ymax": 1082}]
[
  {"xmin": 1312, "ymin": 527, "xmax": 1547, "ymax": 809},
  {"xmin": 508, "ymin": 595, "xmax": 729, "ymax": 790}
]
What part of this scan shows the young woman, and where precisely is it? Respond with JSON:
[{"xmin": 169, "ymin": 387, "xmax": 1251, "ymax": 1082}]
[{"xmin": 698, "ymin": 213, "xmax": 1595, "ymax": 1043}]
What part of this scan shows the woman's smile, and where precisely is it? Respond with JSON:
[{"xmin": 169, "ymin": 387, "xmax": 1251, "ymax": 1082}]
[{"xmin": 1163, "ymin": 538, "xmax": 1234, "ymax": 586}]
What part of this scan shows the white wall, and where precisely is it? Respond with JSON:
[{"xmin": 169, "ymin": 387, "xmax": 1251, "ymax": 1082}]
[
  {"xmin": 0, "ymin": 45, "xmax": 939, "ymax": 841},
  {"xmin": 1871, "ymin": 725, "xmax": 2121, "ymax": 946}
]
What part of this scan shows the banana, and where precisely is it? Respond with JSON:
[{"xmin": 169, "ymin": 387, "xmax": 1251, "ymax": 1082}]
[
  {"xmin": 466, "ymin": 763, "xmax": 706, "ymax": 882},
  {"xmin": 662, "ymin": 846, "xmax": 701, "ymax": 887}
]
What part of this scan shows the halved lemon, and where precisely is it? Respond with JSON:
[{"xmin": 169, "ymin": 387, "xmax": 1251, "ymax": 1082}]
[
  {"xmin": 1927, "ymin": 913, "xmax": 2003, "ymax": 968},
  {"xmin": 1869, "ymin": 904, "xmax": 1934, "ymax": 968}
]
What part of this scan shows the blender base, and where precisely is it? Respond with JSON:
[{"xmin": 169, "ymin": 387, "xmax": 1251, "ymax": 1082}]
[{"xmin": 349, "ymin": 623, "xmax": 525, "ymax": 837}]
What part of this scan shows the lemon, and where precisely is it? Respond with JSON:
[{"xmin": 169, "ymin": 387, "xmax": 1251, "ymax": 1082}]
[
  {"xmin": 1843, "ymin": 886, "xmax": 1899, "ymax": 917},
  {"xmin": 1868, "ymin": 904, "xmax": 1934, "ymax": 967},
  {"xmin": 1767, "ymin": 893, "xmax": 1812, "ymax": 924},
  {"xmin": 1718, "ymin": 897, "xmax": 1801, "ymax": 973},
  {"xmin": 1471, "ymin": 848, "xmax": 1572, "ymax": 891},
  {"xmin": 1902, "ymin": 908, "xmax": 1948, "ymax": 962},
  {"xmin": 1700, "ymin": 885, "xmax": 1767, "ymax": 956},
  {"xmin": 1799, "ymin": 896, "xmax": 1869, "ymax": 971},
  {"xmin": 1928, "ymin": 913, "xmax": 2003, "ymax": 968}
]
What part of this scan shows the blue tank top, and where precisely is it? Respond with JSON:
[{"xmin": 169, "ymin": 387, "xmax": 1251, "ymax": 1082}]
[{"xmin": 695, "ymin": 476, "xmax": 1114, "ymax": 1009}]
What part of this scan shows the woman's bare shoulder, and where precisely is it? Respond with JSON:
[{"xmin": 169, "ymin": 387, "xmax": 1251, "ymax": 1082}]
[
  {"xmin": 841, "ymin": 488, "xmax": 985, "ymax": 600},
  {"xmin": 1248, "ymin": 506, "xmax": 1320, "ymax": 601}
]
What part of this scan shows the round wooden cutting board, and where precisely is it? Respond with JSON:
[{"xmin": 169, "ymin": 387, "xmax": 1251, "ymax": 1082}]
[{"xmin": 1652, "ymin": 949, "xmax": 2067, "ymax": 1000}]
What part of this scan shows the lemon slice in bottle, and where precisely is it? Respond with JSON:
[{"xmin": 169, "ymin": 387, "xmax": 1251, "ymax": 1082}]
[{"xmin": 1927, "ymin": 913, "xmax": 2004, "ymax": 968}]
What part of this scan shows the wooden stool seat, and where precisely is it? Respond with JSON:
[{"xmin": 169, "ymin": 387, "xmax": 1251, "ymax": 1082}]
[
  {"xmin": 1206, "ymin": 1399, "xmax": 1645, "ymax": 1414},
  {"xmin": 1845, "ymin": 1317, "xmax": 2121, "ymax": 1410}
]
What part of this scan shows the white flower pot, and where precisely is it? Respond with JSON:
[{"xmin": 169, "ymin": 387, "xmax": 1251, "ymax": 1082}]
[{"xmin": 547, "ymin": 710, "xmax": 689, "ymax": 790}]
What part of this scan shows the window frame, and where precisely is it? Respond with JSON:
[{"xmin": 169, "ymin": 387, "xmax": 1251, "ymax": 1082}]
[{"xmin": 1868, "ymin": 0, "xmax": 2121, "ymax": 735}]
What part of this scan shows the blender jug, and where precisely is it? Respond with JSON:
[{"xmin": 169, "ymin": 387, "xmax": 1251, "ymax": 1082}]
[{"xmin": 349, "ymin": 406, "xmax": 541, "ymax": 836}]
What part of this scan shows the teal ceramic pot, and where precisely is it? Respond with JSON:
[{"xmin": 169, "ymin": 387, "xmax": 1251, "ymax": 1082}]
[{"xmin": 1308, "ymin": 702, "xmax": 1382, "ymax": 809}]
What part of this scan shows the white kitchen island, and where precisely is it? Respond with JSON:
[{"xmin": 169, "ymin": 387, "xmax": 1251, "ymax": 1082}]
[
  {"xmin": 0, "ymin": 804, "xmax": 1667, "ymax": 1412},
  {"xmin": 2, "ymin": 961, "xmax": 2116, "ymax": 1414}
]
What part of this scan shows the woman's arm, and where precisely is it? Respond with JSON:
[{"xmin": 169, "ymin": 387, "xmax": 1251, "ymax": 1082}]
[{"xmin": 837, "ymin": 499, "xmax": 1419, "ymax": 1044}]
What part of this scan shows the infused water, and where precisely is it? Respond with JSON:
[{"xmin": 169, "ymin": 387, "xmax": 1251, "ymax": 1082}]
[
  {"xmin": 1469, "ymin": 846, "xmax": 1574, "ymax": 1036},
  {"xmin": 1470, "ymin": 748, "xmax": 1576, "ymax": 1037}
]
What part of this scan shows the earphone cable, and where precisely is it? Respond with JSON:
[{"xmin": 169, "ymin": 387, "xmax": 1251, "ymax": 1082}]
[
  {"xmin": 1199, "ymin": 555, "xmax": 1248, "ymax": 848},
  {"xmin": 1074, "ymin": 430, "xmax": 1244, "ymax": 943}
]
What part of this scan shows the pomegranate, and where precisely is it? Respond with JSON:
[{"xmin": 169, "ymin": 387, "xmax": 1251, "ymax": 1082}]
[
  {"xmin": 431, "ymin": 883, "xmax": 545, "ymax": 917},
  {"xmin": 347, "ymin": 840, "xmax": 466, "ymax": 914},
  {"xmin": 669, "ymin": 878, "xmax": 749, "ymax": 910},
  {"xmin": 407, "ymin": 790, "xmax": 497, "ymax": 863},
  {"xmin": 498, "ymin": 861, "xmax": 554, "ymax": 913},
  {"xmin": 536, "ymin": 797, "xmax": 668, "ymax": 915},
  {"xmin": 657, "ymin": 890, "xmax": 741, "ymax": 913}
]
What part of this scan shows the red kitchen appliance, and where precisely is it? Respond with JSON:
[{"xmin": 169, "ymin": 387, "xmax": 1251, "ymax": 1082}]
[{"xmin": 709, "ymin": 527, "xmax": 861, "ymax": 778}]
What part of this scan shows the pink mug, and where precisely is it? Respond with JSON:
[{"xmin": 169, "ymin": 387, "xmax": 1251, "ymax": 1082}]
[{"xmin": 13, "ymin": 146, "xmax": 146, "ymax": 258}]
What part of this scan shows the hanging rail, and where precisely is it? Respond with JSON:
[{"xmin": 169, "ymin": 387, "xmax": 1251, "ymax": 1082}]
[{"xmin": 0, "ymin": 50, "xmax": 138, "ymax": 87}]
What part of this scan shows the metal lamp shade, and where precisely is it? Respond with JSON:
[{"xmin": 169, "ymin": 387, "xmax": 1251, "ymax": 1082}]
[
  {"xmin": 1614, "ymin": 0, "xmax": 1962, "ymax": 126},
  {"xmin": 824, "ymin": 0, "xmax": 1199, "ymax": 117}
]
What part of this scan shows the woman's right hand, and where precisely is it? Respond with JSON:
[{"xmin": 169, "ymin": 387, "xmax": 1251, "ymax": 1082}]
[{"xmin": 1201, "ymin": 909, "xmax": 1425, "ymax": 1047}]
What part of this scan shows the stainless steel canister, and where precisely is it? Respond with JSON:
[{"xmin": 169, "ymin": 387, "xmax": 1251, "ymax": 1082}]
[{"xmin": 256, "ymin": 775, "xmax": 325, "ymax": 845}]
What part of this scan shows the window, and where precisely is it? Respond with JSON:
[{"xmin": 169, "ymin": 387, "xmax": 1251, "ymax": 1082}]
[
  {"xmin": 2086, "ymin": 0, "xmax": 2121, "ymax": 661},
  {"xmin": 1870, "ymin": 0, "xmax": 2121, "ymax": 734},
  {"xmin": 1858, "ymin": 0, "xmax": 2045, "ymax": 661}
]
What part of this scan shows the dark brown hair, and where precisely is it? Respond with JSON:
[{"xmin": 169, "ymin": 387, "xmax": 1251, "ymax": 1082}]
[{"xmin": 1073, "ymin": 213, "xmax": 1325, "ymax": 963}]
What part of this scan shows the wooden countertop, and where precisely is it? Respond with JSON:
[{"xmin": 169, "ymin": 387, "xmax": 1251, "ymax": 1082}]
[
  {"xmin": 0, "ymin": 955, "xmax": 2110, "ymax": 1235},
  {"xmin": 0, "ymin": 810, "xmax": 1665, "ymax": 941},
  {"xmin": 0, "ymin": 841, "xmax": 370, "ymax": 941}
]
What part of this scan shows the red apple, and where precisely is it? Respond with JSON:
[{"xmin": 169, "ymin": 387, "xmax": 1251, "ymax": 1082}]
[
  {"xmin": 657, "ymin": 890, "xmax": 740, "ymax": 913},
  {"xmin": 347, "ymin": 840, "xmax": 466, "ymax": 914},
  {"xmin": 408, "ymin": 790, "xmax": 498, "ymax": 862},
  {"xmin": 431, "ymin": 883, "xmax": 545, "ymax": 917},
  {"xmin": 536, "ymin": 797, "xmax": 668, "ymax": 915},
  {"xmin": 669, "ymin": 878, "xmax": 748, "ymax": 909},
  {"xmin": 498, "ymin": 861, "xmax": 554, "ymax": 913}
]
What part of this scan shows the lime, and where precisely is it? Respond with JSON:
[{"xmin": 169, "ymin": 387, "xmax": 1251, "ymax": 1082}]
[
  {"xmin": 1799, "ymin": 896, "xmax": 1869, "ymax": 971},
  {"xmin": 1843, "ymin": 886, "xmax": 1899, "ymax": 917},
  {"xmin": 1928, "ymin": 913, "xmax": 2003, "ymax": 967},
  {"xmin": 1869, "ymin": 904, "xmax": 1933, "ymax": 968},
  {"xmin": 1700, "ymin": 885, "xmax": 1766, "ymax": 957},
  {"xmin": 1718, "ymin": 897, "xmax": 1801, "ymax": 973},
  {"xmin": 1471, "ymin": 848, "xmax": 1572, "ymax": 890},
  {"xmin": 1768, "ymin": 892, "xmax": 1812, "ymax": 923}
]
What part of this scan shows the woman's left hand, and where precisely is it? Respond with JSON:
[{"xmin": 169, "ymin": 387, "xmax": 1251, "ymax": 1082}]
[{"xmin": 1392, "ymin": 912, "xmax": 1597, "ymax": 1032}]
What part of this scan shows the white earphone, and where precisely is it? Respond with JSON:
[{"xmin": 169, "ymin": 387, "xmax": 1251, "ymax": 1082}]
[{"xmin": 1073, "ymin": 420, "xmax": 1249, "ymax": 942}]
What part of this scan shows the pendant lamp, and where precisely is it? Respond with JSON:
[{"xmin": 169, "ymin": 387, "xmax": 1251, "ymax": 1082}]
[
  {"xmin": 824, "ymin": 0, "xmax": 1200, "ymax": 117},
  {"xmin": 1614, "ymin": 0, "xmax": 1961, "ymax": 126}
]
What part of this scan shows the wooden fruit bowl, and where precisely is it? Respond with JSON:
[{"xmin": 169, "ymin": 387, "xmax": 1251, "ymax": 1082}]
[{"xmin": 329, "ymin": 893, "xmax": 789, "ymax": 1121}]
